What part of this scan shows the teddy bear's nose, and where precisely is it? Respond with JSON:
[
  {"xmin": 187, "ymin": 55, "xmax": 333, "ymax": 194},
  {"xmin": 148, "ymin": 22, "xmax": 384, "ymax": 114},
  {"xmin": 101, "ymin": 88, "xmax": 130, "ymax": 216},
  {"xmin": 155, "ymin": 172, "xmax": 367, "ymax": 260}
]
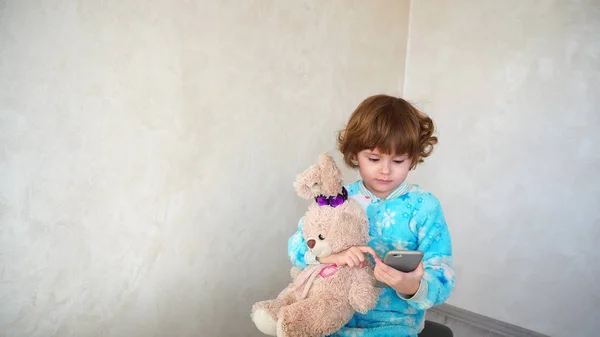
[{"xmin": 307, "ymin": 239, "xmax": 316, "ymax": 249}]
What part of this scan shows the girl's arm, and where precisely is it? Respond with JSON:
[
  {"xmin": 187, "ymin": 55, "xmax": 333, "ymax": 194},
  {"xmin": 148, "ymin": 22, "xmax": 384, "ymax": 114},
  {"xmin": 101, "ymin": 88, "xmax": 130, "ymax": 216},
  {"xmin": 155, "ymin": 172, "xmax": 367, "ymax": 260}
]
[{"xmin": 402, "ymin": 198, "xmax": 455, "ymax": 310}]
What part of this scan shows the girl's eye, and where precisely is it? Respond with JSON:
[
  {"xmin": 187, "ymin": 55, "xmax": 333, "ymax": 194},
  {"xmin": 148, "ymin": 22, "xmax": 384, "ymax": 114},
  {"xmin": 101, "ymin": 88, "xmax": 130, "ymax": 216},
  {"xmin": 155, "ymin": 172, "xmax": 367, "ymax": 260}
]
[
  {"xmin": 318, "ymin": 234, "xmax": 325, "ymax": 240},
  {"xmin": 393, "ymin": 160, "xmax": 405, "ymax": 164},
  {"xmin": 368, "ymin": 158, "xmax": 379, "ymax": 162}
]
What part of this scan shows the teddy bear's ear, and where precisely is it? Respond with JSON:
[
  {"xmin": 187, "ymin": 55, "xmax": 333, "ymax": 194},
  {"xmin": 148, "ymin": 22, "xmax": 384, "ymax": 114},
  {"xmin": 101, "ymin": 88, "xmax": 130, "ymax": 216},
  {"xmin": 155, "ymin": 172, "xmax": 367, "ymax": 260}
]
[
  {"xmin": 318, "ymin": 153, "xmax": 343, "ymax": 196},
  {"xmin": 293, "ymin": 164, "xmax": 320, "ymax": 199}
]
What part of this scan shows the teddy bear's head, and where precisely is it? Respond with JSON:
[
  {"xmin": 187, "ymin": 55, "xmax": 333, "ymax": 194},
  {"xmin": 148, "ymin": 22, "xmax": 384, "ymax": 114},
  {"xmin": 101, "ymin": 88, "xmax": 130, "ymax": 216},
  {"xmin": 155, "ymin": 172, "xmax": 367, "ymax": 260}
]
[
  {"xmin": 293, "ymin": 153, "xmax": 344, "ymax": 200},
  {"xmin": 302, "ymin": 204, "xmax": 369, "ymax": 259}
]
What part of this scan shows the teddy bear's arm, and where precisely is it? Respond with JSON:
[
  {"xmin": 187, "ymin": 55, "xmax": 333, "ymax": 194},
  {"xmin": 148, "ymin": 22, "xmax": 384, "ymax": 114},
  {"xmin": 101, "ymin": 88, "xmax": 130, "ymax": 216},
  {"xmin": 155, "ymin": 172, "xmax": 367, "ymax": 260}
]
[
  {"xmin": 290, "ymin": 266, "xmax": 302, "ymax": 279},
  {"xmin": 348, "ymin": 269, "xmax": 381, "ymax": 314}
]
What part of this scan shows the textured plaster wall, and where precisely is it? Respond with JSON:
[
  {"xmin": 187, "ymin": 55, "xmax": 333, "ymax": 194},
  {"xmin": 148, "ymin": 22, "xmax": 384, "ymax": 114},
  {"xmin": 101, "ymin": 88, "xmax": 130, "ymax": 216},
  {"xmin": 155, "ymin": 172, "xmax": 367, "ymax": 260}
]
[
  {"xmin": 405, "ymin": 1, "xmax": 600, "ymax": 336},
  {"xmin": 0, "ymin": 1, "xmax": 410, "ymax": 336}
]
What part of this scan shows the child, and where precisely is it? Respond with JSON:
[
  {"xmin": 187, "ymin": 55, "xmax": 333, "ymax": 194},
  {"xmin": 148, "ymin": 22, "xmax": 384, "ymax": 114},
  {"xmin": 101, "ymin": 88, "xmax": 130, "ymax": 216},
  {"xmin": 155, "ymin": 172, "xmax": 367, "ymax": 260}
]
[{"xmin": 288, "ymin": 95, "xmax": 454, "ymax": 337}]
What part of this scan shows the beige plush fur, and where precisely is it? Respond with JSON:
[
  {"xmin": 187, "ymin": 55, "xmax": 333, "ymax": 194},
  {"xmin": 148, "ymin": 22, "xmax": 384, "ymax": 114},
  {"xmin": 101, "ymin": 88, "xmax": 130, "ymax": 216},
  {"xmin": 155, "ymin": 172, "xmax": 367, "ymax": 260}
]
[{"xmin": 251, "ymin": 153, "xmax": 381, "ymax": 337}]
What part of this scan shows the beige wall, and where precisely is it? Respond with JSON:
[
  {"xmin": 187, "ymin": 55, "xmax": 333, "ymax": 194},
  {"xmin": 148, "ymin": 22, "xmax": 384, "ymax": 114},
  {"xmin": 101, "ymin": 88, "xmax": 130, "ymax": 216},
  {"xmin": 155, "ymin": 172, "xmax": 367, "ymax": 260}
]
[
  {"xmin": 405, "ymin": 1, "xmax": 600, "ymax": 336},
  {"xmin": 0, "ymin": 1, "xmax": 410, "ymax": 336},
  {"xmin": 4, "ymin": 1, "xmax": 597, "ymax": 336}
]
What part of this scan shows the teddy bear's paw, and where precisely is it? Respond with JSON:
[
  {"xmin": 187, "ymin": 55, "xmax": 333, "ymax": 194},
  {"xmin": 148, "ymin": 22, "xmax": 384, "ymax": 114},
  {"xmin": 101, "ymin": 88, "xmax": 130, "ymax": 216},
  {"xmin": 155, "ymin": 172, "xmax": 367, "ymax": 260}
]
[
  {"xmin": 252, "ymin": 308, "xmax": 278, "ymax": 336},
  {"xmin": 276, "ymin": 317, "xmax": 325, "ymax": 337},
  {"xmin": 276, "ymin": 316, "xmax": 308, "ymax": 337},
  {"xmin": 276, "ymin": 316, "xmax": 285, "ymax": 337}
]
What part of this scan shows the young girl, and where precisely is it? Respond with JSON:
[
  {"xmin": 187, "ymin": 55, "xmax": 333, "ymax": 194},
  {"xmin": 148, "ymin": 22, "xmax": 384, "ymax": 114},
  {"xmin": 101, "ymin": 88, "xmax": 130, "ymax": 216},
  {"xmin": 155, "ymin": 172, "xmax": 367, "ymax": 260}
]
[{"xmin": 288, "ymin": 95, "xmax": 454, "ymax": 337}]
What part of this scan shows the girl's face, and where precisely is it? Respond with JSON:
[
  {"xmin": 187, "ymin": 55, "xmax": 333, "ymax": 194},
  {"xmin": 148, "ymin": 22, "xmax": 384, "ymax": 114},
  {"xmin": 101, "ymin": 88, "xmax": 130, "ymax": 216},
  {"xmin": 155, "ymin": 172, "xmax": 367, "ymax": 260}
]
[{"xmin": 356, "ymin": 148, "xmax": 412, "ymax": 199}]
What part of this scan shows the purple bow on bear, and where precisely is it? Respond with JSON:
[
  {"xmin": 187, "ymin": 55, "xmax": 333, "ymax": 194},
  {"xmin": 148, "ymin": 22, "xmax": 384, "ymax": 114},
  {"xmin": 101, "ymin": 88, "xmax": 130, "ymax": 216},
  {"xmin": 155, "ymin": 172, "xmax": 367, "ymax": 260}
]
[{"xmin": 315, "ymin": 187, "xmax": 348, "ymax": 208}]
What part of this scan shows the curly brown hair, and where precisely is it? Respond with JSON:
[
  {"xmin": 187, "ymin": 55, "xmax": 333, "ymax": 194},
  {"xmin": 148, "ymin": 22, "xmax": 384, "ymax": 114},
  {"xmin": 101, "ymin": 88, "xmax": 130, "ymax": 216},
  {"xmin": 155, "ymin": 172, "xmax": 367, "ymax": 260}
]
[{"xmin": 337, "ymin": 95, "xmax": 438, "ymax": 169}]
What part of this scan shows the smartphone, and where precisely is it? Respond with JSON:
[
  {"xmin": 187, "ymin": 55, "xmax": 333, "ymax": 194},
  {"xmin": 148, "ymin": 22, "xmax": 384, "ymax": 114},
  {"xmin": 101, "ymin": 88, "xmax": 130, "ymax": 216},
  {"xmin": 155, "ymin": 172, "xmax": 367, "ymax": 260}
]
[{"xmin": 374, "ymin": 250, "xmax": 424, "ymax": 288}]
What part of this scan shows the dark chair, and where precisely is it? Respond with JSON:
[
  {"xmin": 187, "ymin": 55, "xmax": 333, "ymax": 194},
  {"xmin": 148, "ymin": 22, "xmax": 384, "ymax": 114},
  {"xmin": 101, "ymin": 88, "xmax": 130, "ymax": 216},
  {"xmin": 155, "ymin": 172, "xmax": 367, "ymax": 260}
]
[{"xmin": 418, "ymin": 320, "xmax": 453, "ymax": 337}]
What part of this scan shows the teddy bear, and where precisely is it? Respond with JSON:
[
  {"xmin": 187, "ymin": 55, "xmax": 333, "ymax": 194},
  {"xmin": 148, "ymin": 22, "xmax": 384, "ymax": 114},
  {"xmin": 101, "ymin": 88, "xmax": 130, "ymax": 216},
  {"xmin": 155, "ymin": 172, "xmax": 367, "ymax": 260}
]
[{"xmin": 251, "ymin": 153, "xmax": 381, "ymax": 337}]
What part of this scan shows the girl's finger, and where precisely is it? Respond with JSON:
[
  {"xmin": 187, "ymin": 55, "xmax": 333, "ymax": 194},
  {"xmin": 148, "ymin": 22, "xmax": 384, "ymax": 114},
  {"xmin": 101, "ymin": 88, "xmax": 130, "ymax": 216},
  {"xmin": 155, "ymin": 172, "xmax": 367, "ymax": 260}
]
[
  {"xmin": 375, "ymin": 265, "xmax": 390, "ymax": 285},
  {"xmin": 377, "ymin": 260, "xmax": 403, "ymax": 281},
  {"xmin": 376, "ymin": 259, "xmax": 393, "ymax": 273},
  {"xmin": 356, "ymin": 252, "xmax": 366, "ymax": 263},
  {"xmin": 406, "ymin": 262, "xmax": 424, "ymax": 278},
  {"xmin": 414, "ymin": 262, "xmax": 424, "ymax": 274},
  {"xmin": 351, "ymin": 254, "xmax": 363, "ymax": 267},
  {"xmin": 374, "ymin": 265, "xmax": 383, "ymax": 282},
  {"xmin": 346, "ymin": 254, "xmax": 358, "ymax": 267},
  {"xmin": 349, "ymin": 248, "xmax": 366, "ymax": 264},
  {"xmin": 377, "ymin": 263, "xmax": 394, "ymax": 279},
  {"xmin": 359, "ymin": 246, "xmax": 381, "ymax": 261}
]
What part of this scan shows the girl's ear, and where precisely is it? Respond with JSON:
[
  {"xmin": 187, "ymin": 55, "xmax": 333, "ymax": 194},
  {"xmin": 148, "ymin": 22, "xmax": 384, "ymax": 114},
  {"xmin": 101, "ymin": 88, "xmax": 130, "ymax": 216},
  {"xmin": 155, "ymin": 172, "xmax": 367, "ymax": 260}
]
[{"xmin": 410, "ymin": 158, "xmax": 417, "ymax": 170}]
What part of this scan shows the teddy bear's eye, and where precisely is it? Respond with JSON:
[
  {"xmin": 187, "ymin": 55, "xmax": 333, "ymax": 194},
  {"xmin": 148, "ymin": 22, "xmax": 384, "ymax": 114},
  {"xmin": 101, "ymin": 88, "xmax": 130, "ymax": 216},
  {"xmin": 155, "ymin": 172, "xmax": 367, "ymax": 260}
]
[{"xmin": 318, "ymin": 234, "xmax": 325, "ymax": 240}]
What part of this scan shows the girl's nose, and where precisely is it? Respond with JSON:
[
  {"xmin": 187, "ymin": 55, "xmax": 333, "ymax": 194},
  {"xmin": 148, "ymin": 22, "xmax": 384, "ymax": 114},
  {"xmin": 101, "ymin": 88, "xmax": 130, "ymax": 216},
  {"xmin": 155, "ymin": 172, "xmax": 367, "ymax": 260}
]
[{"xmin": 380, "ymin": 161, "xmax": 391, "ymax": 174}]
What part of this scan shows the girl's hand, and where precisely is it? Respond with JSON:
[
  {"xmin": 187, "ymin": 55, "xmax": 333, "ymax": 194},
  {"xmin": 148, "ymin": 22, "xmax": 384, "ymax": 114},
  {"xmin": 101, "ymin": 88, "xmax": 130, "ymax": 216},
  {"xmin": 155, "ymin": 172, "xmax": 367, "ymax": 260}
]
[
  {"xmin": 374, "ymin": 260, "xmax": 425, "ymax": 295},
  {"xmin": 318, "ymin": 246, "xmax": 381, "ymax": 268}
]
